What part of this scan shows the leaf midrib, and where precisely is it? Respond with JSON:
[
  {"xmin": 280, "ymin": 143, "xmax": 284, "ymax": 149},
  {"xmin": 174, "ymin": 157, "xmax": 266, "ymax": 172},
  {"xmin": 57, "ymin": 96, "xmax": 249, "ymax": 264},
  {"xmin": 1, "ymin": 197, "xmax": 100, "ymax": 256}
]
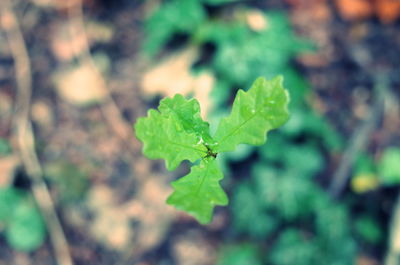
[
  {"xmin": 194, "ymin": 161, "xmax": 211, "ymax": 197},
  {"xmin": 217, "ymin": 106, "xmax": 263, "ymax": 147},
  {"xmin": 167, "ymin": 104, "xmax": 211, "ymax": 141},
  {"xmin": 165, "ymin": 139, "xmax": 206, "ymax": 154}
]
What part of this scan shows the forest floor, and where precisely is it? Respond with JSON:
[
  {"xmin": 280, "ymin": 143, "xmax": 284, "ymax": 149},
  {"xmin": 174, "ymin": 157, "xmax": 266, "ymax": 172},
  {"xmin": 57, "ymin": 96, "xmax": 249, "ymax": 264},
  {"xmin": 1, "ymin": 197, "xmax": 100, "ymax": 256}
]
[{"xmin": 0, "ymin": 0, "xmax": 400, "ymax": 265}]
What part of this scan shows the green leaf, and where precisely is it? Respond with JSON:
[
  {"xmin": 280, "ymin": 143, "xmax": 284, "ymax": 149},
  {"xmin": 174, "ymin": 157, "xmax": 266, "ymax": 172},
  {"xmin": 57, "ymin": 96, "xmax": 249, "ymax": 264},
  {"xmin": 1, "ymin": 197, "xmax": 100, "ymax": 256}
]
[
  {"xmin": 134, "ymin": 76, "xmax": 290, "ymax": 224},
  {"xmin": 378, "ymin": 147, "xmax": 400, "ymax": 185},
  {"xmin": 258, "ymin": 132, "xmax": 288, "ymax": 161},
  {"xmin": 217, "ymin": 244, "xmax": 262, "ymax": 265},
  {"xmin": 202, "ymin": 0, "xmax": 237, "ymax": 5},
  {"xmin": 0, "ymin": 187, "xmax": 22, "ymax": 223},
  {"xmin": 268, "ymin": 229, "xmax": 317, "ymax": 265},
  {"xmin": 167, "ymin": 158, "xmax": 228, "ymax": 224},
  {"xmin": 281, "ymin": 67, "xmax": 308, "ymax": 109},
  {"xmin": 45, "ymin": 161, "xmax": 89, "ymax": 203},
  {"xmin": 252, "ymin": 165, "xmax": 319, "ymax": 220},
  {"xmin": 158, "ymin": 94, "xmax": 215, "ymax": 145},
  {"xmin": 143, "ymin": 0, "xmax": 206, "ymax": 56},
  {"xmin": 210, "ymin": 79, "xmax": 231, "ymax": 108},
  {"xmin": 231, "ymin": 182, "xmax": 277, "ymax": 238},
  {"xmin": 282, "ymin": 109, "xmax": 343, "ymax": 151},
  {"xmin": 0, "ymin": 138, "xmax": 12, "ymax": 155},
  {"xmin": 315, "ymin": 204, "xmax": 351, "ymax": 243},
  {"xmin": 314, "ymin": 203, "xmax": 356, "ymax": 264},
  {"xmin": 283, "ymin": 143, "xmax": 324, "ymax": 178},
  {"xmin": 225, "ymin": 144, "xmax": 254, "ymax": 162},
  {"xmin": 354, "ymin": 216, "xmax": 383, "ymax": 244},
  {"xmin": 214, "ymin": 76, "xmax": 289, "ymax": 152},
  {"xmin": 211, "ymin": 12, "xmax": 313, "ymax": 86},
  {"xmin": 135, "ymin": 95, "xmax": 208, "ymax": 171},
  {"xmin": 5, "ymin": 201, "xmax": 46, "ymax": 252},
  {"xmin": 353, "ymin": 152, "xmax": 375, "ymax": 175}
]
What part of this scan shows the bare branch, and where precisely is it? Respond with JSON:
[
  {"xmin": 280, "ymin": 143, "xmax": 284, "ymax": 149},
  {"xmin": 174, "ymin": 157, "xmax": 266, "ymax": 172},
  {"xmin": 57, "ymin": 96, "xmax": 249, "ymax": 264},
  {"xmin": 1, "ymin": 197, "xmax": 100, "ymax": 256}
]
[{"xmin": 0, "ymin": 1, "xmax": 74, "ymax": 265}]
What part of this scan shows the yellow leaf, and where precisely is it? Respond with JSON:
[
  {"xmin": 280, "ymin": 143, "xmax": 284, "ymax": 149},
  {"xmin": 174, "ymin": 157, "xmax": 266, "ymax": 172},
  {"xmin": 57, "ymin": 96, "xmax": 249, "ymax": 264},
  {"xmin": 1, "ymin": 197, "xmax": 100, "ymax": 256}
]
[{"xmin": 351, "ymin": 174, "xmax": 379, "ymax": 193}]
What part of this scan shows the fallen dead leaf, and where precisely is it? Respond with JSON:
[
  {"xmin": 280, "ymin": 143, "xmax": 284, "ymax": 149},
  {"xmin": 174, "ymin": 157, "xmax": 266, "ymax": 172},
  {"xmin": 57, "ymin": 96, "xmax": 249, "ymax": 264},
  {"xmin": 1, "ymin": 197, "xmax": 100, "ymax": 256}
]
[
  {"xmin": 383, "ymin": 90, "xmax": 400, "ymax": 134},
  {"xmin": 312, "ymin": 2, "xmax": 332, "ymax": 21},
  {"xmin": 141, "ymin": 48, "xmax": 215, "ymax": 118},
  {"xmin": 91, "ymin": 207, "xmax": 132, "ymax": 249},
  {"xmin": 86, "ymin": 184, "xmax": 132, "ymax": 249},
  {"xmin": 356, "ymin": 255, "xmax": 379, "ymax": 265},
  {"xmin": 30, "ymin": 0, "xmax": 94, "ymax": 12},
  {"xmin": 298, "ymin": 53, "xmax": 330, "ymax": 68},
  {"xmin": 287, "ymin": 0, "xmax": 333, "ymax": 67},
  {"xmin": 192, "ymin": 71, "xmax": 214, "ymax": 119},
  {"xmin": 50, "ymin": 21, "xmax": 87, "ymax": 62},
  {"xmin": 87, "ymin": 184, "xmax": 115, "ymax": 209},
  {"xmin": 335, "ymin": 0, "xmax": 373, "ymax": 21},
  {"xmin": 53, "ymin": 62, "xmax": 108, "ymax": 106},
  {"xmin": 141, "ymin": 48, "xmax": 197, "ymax": 96},
  {"xmin": 352, "ymin": 87, "xmax": 370, "ymax": 119},
  {"xmin": 0, "ymin": 91, "xmax": 12, "ymax": 131},
  {"xmin": 30, "ymin": 0, "xmax": 76, "ymax": 9},
  {"xmin": 335, "ymin": 0, "xmax": 400, "ymax": 23},
  {"xmin": 0, "ymin": 91, "xmax": 12, "ymax": 116},
  {"xmin": 172, "ymin": 231, "xmax": 216, "ymax": 265},
  {"xmin": 93, "ymin": 136, "xmax": 121, "ymax": 160},
  {"xmin": 246, "ymin": 9, "xmax": 267, "ymax": 31},
  {"xmin": 29, "ymin": 0, "xmax": 55, "ymax": 7},
  {"xmin": 85, "ymin": 177, "xmax": 174, "ymax": 252},
  {"xmin": 32, "ymin": 100, "xmax": 54, "ymax": 130},
  {"xmin": 349, "ymin": 23, "xmax": 369, "ymax": 41},
  {"xmin": 0, "ymin": 155, "xmax": 19, "ymax": 187},
  {"xmin": 124, "ymin": 177, "xmax": 174, "ymax": 252},
  {"xmin": 50, "ymin": 19, "xmax": 113, "ymax": 62},
  {"xmin": 285, "ymin": 0, "xmax": 331, "ymax": 21},
  {"xmin": 86, "ymin": 21, "xmax": 114, "ymax": 43},
  {"xmin": 374, "ymin": 0, "xmax": 400, "ymax": 24},
  {"xmin": 285, "ymin": 0, "xmax": 327, "ymax": 7},
  {"xmin": 13, "ymin": 253, "xmax": 30, "ymax": 265}
]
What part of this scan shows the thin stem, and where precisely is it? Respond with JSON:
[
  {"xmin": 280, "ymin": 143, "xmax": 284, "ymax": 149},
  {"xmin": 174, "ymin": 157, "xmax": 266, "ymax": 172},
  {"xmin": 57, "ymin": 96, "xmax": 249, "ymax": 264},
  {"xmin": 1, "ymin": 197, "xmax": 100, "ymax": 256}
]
[{"xmin": 0, "ymin": 2, "xmax": 74, "ymax": 265}]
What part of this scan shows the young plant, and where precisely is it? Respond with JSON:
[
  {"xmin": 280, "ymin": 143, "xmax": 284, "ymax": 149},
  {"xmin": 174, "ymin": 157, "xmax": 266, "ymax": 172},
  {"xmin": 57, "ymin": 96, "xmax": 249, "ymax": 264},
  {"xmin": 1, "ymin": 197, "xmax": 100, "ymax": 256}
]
[
  {"xmin": 134, "ymin": 76, "xmax": 290, "ymax": 224},
  {"xmin": 0, "ymin": 187, "xmax": 46, "ymax": 251}
]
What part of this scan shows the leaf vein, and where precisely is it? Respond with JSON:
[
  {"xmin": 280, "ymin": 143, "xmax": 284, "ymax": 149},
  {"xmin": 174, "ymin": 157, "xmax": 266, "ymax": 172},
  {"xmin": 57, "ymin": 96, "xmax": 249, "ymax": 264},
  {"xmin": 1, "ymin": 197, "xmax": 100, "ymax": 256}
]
[
  {"xmin": 218, "ymin": 110, "xmax": 260, "ymax": 145},
  {"xmin": 194, "ymin": 161, "xmax": 211, "ymax": 197},
  {"xmin": 165, "ymin": 139, "xmax": 206, "ymax": 154}
]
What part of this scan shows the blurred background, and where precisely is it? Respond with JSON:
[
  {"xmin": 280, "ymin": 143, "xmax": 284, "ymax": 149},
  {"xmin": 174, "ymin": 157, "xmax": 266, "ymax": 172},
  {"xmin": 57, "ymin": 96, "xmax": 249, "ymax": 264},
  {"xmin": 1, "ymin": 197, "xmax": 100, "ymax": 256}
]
[{"xmin": 1, "ymin": 0, "xmax": 400, "ymax": 264}]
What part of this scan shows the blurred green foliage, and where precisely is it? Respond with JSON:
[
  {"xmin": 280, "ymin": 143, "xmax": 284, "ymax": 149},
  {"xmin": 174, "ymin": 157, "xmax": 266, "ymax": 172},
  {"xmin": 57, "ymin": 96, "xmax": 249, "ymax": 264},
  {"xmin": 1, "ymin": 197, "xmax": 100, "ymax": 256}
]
[
  {"xmin": 268, "ymin": 229, "xmax": 316, "ymax": 265},
  {"xmin": 351, "ymin": 147, "xmax": 400, "ymax": 193},
  {"xmin": 201, "ymin": 12, "xmax": 312, "ymax": 89},
  {"xmin": 217, "ymin": 244, "xmax": 262, "ymax": 265},
  {"xmin": 378, "ymin": 147, "xmax": 400, "ymax": 185},
  {"xmin": 45, "ymin": 161, "xmax": 89, "ymax": 203},
  {"xmin": 0, "ymin": 138, "xmax": 12, "ymax": 155},
  {"xmin": 354, "ymin": 216, "xmax": 383, "ymax": 244},
  {"xmin": 143, "ymin": 0, "xmax": 206, "ymax": 56},
  {"xmin": 143, "ymin": 1, "xmax": 313, "ymax": 107},
  {"xmin": 143, "ymin": 1, "xmax": 388, "ymax": 264},
  {"xmin": 0, "ymin": 187, "xmax": 46, "ymax": 252},
  {"xmin": 231, "ymin": 161, "xmax": 356, "ymax": 264}
]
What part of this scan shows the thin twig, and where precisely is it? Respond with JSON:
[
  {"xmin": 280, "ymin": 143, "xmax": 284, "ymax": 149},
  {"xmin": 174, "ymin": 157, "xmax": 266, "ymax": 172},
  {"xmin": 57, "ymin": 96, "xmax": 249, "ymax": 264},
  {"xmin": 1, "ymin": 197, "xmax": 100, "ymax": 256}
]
[
  {"xmin": 328, "ymin": 72, "xmax": 388, "ymax": 198},
  {"xmin": 385, "ymin": 193, "xmax": 400, "ymax": 265},
  {"xmin": 328, "ymin": 44, "xmax": 390, "ymax": 198},
  {"xmin": 0, "ymin": 2, "xmax": 74, "ymax": 265},
  {"xmin": 66, "ymin": 0, "xmax": 140, "ymax": 155}
]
